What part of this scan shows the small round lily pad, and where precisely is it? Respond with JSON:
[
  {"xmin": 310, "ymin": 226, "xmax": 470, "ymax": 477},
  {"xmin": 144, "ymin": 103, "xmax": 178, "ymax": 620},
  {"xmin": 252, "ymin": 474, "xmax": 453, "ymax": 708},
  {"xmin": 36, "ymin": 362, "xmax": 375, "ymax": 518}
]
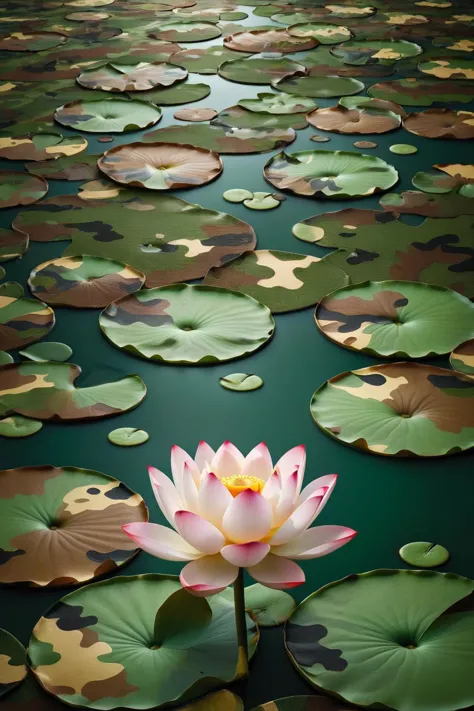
[
  {"xmin": 354, "ymin": 141, "xmax": 377, "ymax": 148},
  {"xmin": 0, "ymin": 171, "xmax": 48, "ymax": 209},
  {"xmin": 311, "ymin": 135, "xmax": 331, "ymax": 142},
  {"xmin": 223, "ymin": 188, "xmax": 253, "ymax": 203},
  {"xmin": 0, "ymin": 351, "xmax": 13, "ymax": 365},
  {"xmin": 390, "ymin": 144, "xmax": 418, "ymax": 154},
  {"xmin": 54, "ymin": 97, "xmax": 162, "ymax": 133},
  {"xmin": 0, "ymin": 629, "xmax": 27, "ymax": 696},
  {"xmin": 0, "ymin": 228, "xmax": 28, "ymax": 263},
  {"xmin": 99, "ymin": 283, "xmax": 275, "ymax": 364},
  {"xmin": 98, "ymin": 136, "xmax": 114, "ymax": 143},
  {"xmin": 219, "ymin": 373, "xmax": 263, "ymax": 391},
  {"xmin": 450, "ymin": 339, "xmax": 474, "ymax": 376},
  {"xmin": 77, "ymin": 62, "xmax": 188, "ymax": 92},
  {"xmin": 0, "ymin": 294, "xmax": 55, "ymax": 352},
  {"xmin": 19, "ymin": 342, "xmax": 73, "ymax": 362},
  {"xmin": 149, "ymin": 21, "xmax": 222, "ymax": 42},
  {"xmin": 0, "ymin": 31, "xmax": 67, "ymax": 52},
  {"xmin": 399, "ymin": 542, "xmax": 450, "ymax": 568},
  {"xmin": 28, "ymin": 255, "xmax": 145, "ymax": 308},
  {"xmin": 403, "ymin": 109, "xmax": 474, "ymax": 140},
  {"xmin": 174, "ymin": 108, "xmax": 218, "ymax": 121},
  {"xmin": 218, "ymin": 57, "xmax": 307, "ymax": 85},
  {"xmin": 224, "ymin": 29, "xmax": 317, "ymax": 53},
  {"xmin": 108, "ymin": 427, "xmax": 149, "ymax": 446},
  {"xmin": 0, "ymin": 415, "xmax": 43, "ymax": 438},
  {"xmin": 0, "ymin": 134, "xmax": 88, "ymax": 162},
  {"xmin": 243, "ymin": 192, "xmax": 280, "ymax": 210},
  {"xmin": 272, "ymin": 74, "xmax": 364, "ymax": 98},
  {"xmin": 98, "ymin": 142, "xmax": 223, "ymax": 190}
]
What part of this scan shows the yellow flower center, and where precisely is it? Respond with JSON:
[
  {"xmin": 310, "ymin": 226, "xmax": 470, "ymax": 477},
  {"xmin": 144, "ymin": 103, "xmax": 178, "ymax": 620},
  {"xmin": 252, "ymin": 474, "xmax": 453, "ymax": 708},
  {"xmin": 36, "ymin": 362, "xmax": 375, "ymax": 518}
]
[{"xmin": 220, "ymin": 475, "xmax": 265, "ymax": 497}]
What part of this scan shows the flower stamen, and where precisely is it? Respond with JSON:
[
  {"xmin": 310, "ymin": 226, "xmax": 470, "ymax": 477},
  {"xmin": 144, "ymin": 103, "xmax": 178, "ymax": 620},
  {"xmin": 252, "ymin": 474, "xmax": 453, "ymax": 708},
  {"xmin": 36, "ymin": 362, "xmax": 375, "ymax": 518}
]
[{"xmin": 220, "ymin": 475, "xmax": 265, "ymax": 497}]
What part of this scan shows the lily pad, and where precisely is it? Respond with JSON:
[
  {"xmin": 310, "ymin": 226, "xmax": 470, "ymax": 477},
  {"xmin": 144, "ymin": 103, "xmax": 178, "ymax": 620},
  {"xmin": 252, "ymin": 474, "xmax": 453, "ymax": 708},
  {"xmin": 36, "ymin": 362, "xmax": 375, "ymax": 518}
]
[
  {"xmin": 29, "ymin": 574, "xmax": 258, "ymax": 708},
  {"xmin": 0, "ymin": 171, "xmax": 48, "ymax": 209},
  {"xmin": 224, "ymin": 29, "xmax": 317, "ymax": 53},
  {"xmin": 380, "ymin": 190, "xmax": 474, "ymax": 218},
  {"xmin": 0, "ymin": 352, "xmax": 13, "ymax": 365},
  {"xmin": 77, "ymin": 62, "xmax": 188, "ymax": 92},
  {"xmin": 399, "ymin": 542, "xmax": 450, "ymax": 568},
  {"xmin": 403, "ymin": 109, "xmax": 474, "ymax": 139},
  {"xmin": 0, "ymin": 283, "xmax": 24, "ymax": 298},
  {"xmin": 412, "ymin": 163, "xmax": 474, "ymax": 193},
  {"xmin": 100, "ymin": 283, "xmax": 275, "ymax": 364},
  {"xmin": 251, "ymin": 696, "xmax": 352, "ymax": 711},
  {"xmin": 0, "ymin": 294, "xmax": 54, "ymax": 352},
  {"xmin": 0, "ymin": 630, "xmax": 27, "ymax": 696},
  {"xmin": 149, "ymin": 21, "xmax": 222, "ymax": 41},
  {"xmin": 205, "ymin": 250, "xmax": 349, "ymax": 313},
  {"xmin": 223, "ymin": 189, "xmax": 253, "ymax": 203},
  {"xmin": 310, "ymin": 362, "xmax": 474, "ymax": 457},
  {"xmin": 98, "ymin": 142, "xmax": 223, "ymax": 190},
  {"xmin": 219, "ymin": 373, "xmax": 263, "ymax": 392},
  {"xmin": 0, "ymin": 134, "xmax": 88, "ymax": 161},
  {"xmin": 139, "ymin": 82, "xmax": 211, "ymax": 105},
  {"xmin": 0, "ymin": 31, "xmax": 67, "ymax": 52},
  {"xmin": 331, "ymin": 39, "xmax": 423, "ymax": 65},
  {"xmin": 184, "ymin": 691, "xmax": 243, "ymax": 711},
  {"xmin": 390, "ymin": 143, "xmax": 418, "ymax": 154},
  {"xmin": 418, "ymin": 57, "xmax": 474, "ymax": 79},
  {"xmin": 368, "ymin": 78, "xmax": 474, "ymax": 105},
  {"xmin": 285, "ymin": 569, "xmax": 474, "ymax": 708},
  {"xmin": 311, "ymin": 135, "xmax": 331, "ymax": 142},
  {"xmin": 288, "ymin": 23, "xmax": 352, "ymax": 44},
  {"xmin": 65, "ymin": 11, "xmax": 110, "ymax": 19},
  {"xmin": 142, "ymin": 124, "xmax": 296, "ymax": 154},
  {"xmin": 450, "ymin": 339, "xmax": 474, "ymax": 376},
  {"xmin": 264, "ymin": 149, "xmax": 398, "ymax": 199},
  {"xmin": 272, "ymin": 73, "xmax": 364, "ymax": 98},
  {"xmin": 315, "ymin": 280, "xmax": 474, "ymax": 358},
  {"xmin": 432, "ymin": 37, "xmax": 474, "ymax": 52},
  {"xmin": 307, "ymin": 103, "xmax": 401, "ymax": 134},
  {"xmin": 0, "ymin": 362, "xmax": 147, "ymax": 421},
  {"xmin": 168, "ymin": 47, "xmax": 250, "ymax": 75},
  {"xmin": 174, "ymin": 108, "xmax": 218, "ymax": 121},
  {"xmin": 222, "ymin": 584, "xmax": 295, "ymax": 627},
  {"xmin": 218, "ymin": 57, "xmax": 307, "ymax": 84},
  {"xmin": 0, "ymin": 465, "xmax": 148, "ymax": 586},
  {"xmin": 54, "ymin": 97, "xmax": 162, "ymax": 133},
  {"xmin": 0, "ymin": 228, "xmax": 28, "ymax": 263},
  {"xmin": 108, "ymin": 427, "xmax": 149, "ymax": 446},
  {"xmin": 238, "ymin": 92, "xmax": 317, "ymax": 114},
  {"xmin": 325, "ymin": 4, "xmax": 376, "ymax": 18},
  {"xmin": 243, "ymin": 193, "xmax": 281, "ymax": 210},
  {"xmin": 0, "ymin": 415, "xmax": 43, "ymax": 438},
  {"xmin": 25, "ymin": 153, "xmax": 101, "ymax": 181},
  {"xmin": 212, "ymin": 104, "xmax": 307, "ymax": 131},
  {"xmin": 19, "ymin": 342, "xmax": 73, "ymax": 362},
  {"xmin": 354, "ymin": 140, "xmax": 377, "ymax": 148}
]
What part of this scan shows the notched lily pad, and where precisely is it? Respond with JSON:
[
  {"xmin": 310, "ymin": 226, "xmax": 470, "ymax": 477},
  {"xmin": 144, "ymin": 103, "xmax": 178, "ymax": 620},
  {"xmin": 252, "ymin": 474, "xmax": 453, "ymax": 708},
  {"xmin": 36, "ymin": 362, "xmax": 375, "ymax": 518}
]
[
  {"xmin": 223, "ymin": 584, "xmax": 295, "ymax": 626},
  {"xmin": 0, "ymin": 134, "xmax": 88, "ymax": 162},
  {"xmin": 288, "ymin": 23, "xmax": 352, "ymax": 45},
  {"xmin": 77, "ymin": 62, "xmax": 188, "ymax": 92},
  {"xmin": 168, "ymin": 47, "xmax": 250, "ymax": 75},
  {"xmin": 149, "ymin": 21, "xmax": 222, "ymax": 42},
  {"xmin": 219, "ymin": 373, "xmax": 264, "ymax": 392},
  {"xmin": 272, "ymin": 73, "xmax": 364, "ymax": 98},
  {"xmin": 108, "ymin": 427, "xmax": 150, "ymax": 446},
  {"xmin": 224, "ymin": 29, "xmax": 317, "ymax": 53},
  {"xmin": 218, "ymin": 57, "xmax": 307, "ymax": 85},
  {"xmin": 399, "ymin": 542, "xmax": 450, "ymax": 568},
  {"xmin": 142, "ymin": 124, "xmax": 296, "ymax": 154},
  {"xmin": 19, "ymin": 342, "xmax": 73, "ymax": 362},
  {"xmin": 54, "ymin": 97, "xmax": 162, "ymax": 133},
  {"xmin": 403, "ymin": 109, "xmax": 474, "ymax": 139},
  {"xmin": 243, "ymin": 192, "xmax": 281, "ymax": 210},
  {"xmin": 0, "ymin": 171, "xmax": 48, "ymax": 209},
  {"xmin": 174, "ymin": 108, "xmax": 218, "ymax": 121},
  {"xmin": 223, "ymin": 189, "xmax": 253, "ymax": 203},
  {"xmin": 307, "ymin": 102, "xmax": 401, "ymax": 135},
  {"xmin": 238, "ymin": 92, "xmax": 317, "ymax": 114},
  {"xmin": 0, "ymin": 414, "xmax": 43, "ymax": 438}
]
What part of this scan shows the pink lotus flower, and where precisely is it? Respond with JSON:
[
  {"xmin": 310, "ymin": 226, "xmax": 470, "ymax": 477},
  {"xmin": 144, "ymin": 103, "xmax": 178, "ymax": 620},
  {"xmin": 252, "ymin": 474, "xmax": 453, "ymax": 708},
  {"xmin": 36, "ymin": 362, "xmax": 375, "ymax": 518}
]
[{"xmin": 123, "ymin": 442, "xmax": 356, "ymax": 596}]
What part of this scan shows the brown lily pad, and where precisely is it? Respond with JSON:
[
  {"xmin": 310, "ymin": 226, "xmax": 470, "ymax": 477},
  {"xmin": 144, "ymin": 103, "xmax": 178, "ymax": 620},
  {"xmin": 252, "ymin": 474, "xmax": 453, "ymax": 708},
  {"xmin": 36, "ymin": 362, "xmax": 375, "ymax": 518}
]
[
  {"xmin": 0, "ymin": 171, "xmax": 48, "ymax": 209},
  {"xmin": 403, "ymin": 109, "xmax": 474, "ymax": 139},
  {"xmin": 0, "ymin": 294, "xmax": 55, "ymax": 352},
  {"xmin": 0, "ymin": 134, "xmax": 88, "ymax": 162},
  {"xmin": 224, "ymin": 28, "xmax": 318, "ymax": 53},
  {"xmin": 379, "ymin": 190, "xmax": 474, "ymax": 217},
  {"xmin": 0, "ymin": 31, "xmax": 67, "ymax": 52},
  {"xmin": 173, "ymin": 108, "xmax": 218, "ymax": 121},
  {"xmin": 307, "ymin": 105, "xmax": 400, "ymax": 134},
  {"xmin": 354, "ymin": 141, "xmax": 377, "ymax": 148},
  {"xmin": 0, "ymin": 228, "xmax": 29, "ymax": 263},
  {"xmin": 76, "ymin": 62, "xmax": 188, "ymax": 92}
]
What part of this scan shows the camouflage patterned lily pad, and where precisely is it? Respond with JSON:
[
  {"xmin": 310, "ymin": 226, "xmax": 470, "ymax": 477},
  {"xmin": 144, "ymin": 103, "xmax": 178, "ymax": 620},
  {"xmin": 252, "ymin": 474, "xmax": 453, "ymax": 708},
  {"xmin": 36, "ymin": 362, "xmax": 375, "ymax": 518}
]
[
  {"xmin": 330, "ymin": 39, "xmax": 423, "ymax": 65},
  {"xmin": 380, "ymin": 190, "xmax": 474, "ymax": 218},
  {"xmin": 13, "ymin": 190, "xmax": 257, "ymax": 288},
  {"xmin": 307, "ymin": 103, "xmax": 401, "ymax": 134},
  {"xmin": 142, "ymin": 81, "xmax": 211, "ymax": 105},
  {"xmin": 251, "ymin": 696, "xmax": 352, "ymax": 711},
  {"xmin": 368, "ymin": 78, "xmax": 474, "ymax": 105},
  {"xmin": 310, "ymin": 362, "xmax": 474, "ymax": 456},
  {"xmin": 65, "ymin": 11, "xmax": 110, "ymax": 19},
  {"xmin": 0, "ymin": 229, "xmax": 28, "ymax": 263},
  {"xmin": 272, "ymin": 74, "xmax": 364, "ymax": 98},
  {"xmin": 403, "ymin": 109, "xmax": 474, "ymax": 139},
  {"xmin": 288, "ymin": 23, "xmax": 352, "ymax": 44},
  {"xmin": 325, "ymin": 4, "xmax": 376, "ymax": 18},
  {"xmin": 418, "ymin": 58, "xmax": 474, "ymax": 79},
  {"xmin": 212, "ymin": 104, "xmax": 307, "ymax": 131},
  {"xmin": 450, "ymin": 339, "xmax": 474, "ymax": 376},
  {"xmin": 224, "ymin": 29, "xmax": 317, "ymax": 53},
  {"xmin": 142, "ymin": 124, "xmax": 296, "ymax": 154},
  {"xmin": 0, "ymin": 352, "xmax": 14, "ymax": 365},
  {"xmin": 315, "ymin": 280, "xmax": 474, "ymax": 358},
  {"xmin": 0, "ymin": 172, "xmax": 48, "ymax": 209},
  {"xmin": 0, "ymin": 32, "xmax": 67, "ymax": 52},
  {"xmin": 0, "ymin": 295, "xmax": 54, "ymax": 352},
  {"xmin": 100, "ymin": 284, "xmax": 275, "ymax": 364},
  {"xmin": 238, "ymin": 92, "xmax": 317, "ymax": 114},
  {"xmin": 183, "ymin": 691, "xmax": 243, "ymax": 710},
  {"xmin": 28, "ymin": 255, "xmax": 145, "ymax": 308},
  {"xmin": 218, "ymin": 57, "xmax": 307, "ymax": 84},
  {"xmin": 0, "ymin": 134, "xmax": 88, "ymax": 162},
  {"xmin": 412, "ymin": 163, "xmax": 474, "ymax": 193},
  {"xmin": 0, "ymin": 362, "xmax": 147, "ymax": 421},
  {"xmin": 25, "ymin": 153, "xmax": 101, "ymax": 181},
  {"xmin": 149, "ymin": 21, "xmax": 222, "ymax": 41},
  {"xmin": 285, "ymin": 570, "xmax": 474, "ymax": 707},
  {"xmin": 54, "ymin": 97, "xmax": 162, "ymax": 133},
  {"xmin": 0, "ymin": 630, "xmax": 27, "ymax": 696},
  {"xmin": 168, "ymin": 47, "xmax": 250, "ymax": 75},
  {"xmin": 264, "ymin": 150, "xmax": 398, "ymax": 199},
  {"xmin": 108, "ymin": 427, "xmax": 149, "ymax": 446},
  {"xmin": 205, "ymin": 250, "xmax": 349, "ymax": 313},
  {"xmin": 0, "ymin": 465, "xmax": 148, "ymax": 586},
  {"xmin": 222, "ymin": 584, "xmax": 295, "ymax": 627},
  {"xmin": 219, "ymin": 373, "xmax": 263, "ymax": 392},
  {"xmin": 98, "ymin": 142, "xmax": 223, "ymax": 190},
  {"xmin": 29, "ymin": 574, "xmax": 258, "ymax": 709},
  {"xmin": 76, "ymin": 62, "xmax": 188, "ymax": 92},
  {"xmin": 354, "ymin": 140, "xmax": 377, "ymax": 148},
  {"xmin": 174, "ymin": 108, "xmax": 218, "ymax": 121},
  {"xmin": 399, "ymin": 542, "xmax": 450, "ymax": 568},
  {"xmin": 19, "ymin": 342, "xmax": 73, "ymax": 362},
  {"xmin": 0, "ymin": 415, "xmax": 43, "ymax": 438}
]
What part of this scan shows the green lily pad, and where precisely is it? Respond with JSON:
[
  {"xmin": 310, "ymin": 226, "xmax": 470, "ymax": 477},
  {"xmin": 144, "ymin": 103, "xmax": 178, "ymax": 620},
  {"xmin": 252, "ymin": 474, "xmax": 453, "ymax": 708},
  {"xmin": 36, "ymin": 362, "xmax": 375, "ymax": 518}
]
[
  {"xmin": 251, "ymin": 696, "xmax": 350, "ymax": 711},
  {"xmin": 219, "ymin": 373, "xmax": 263, "ymax": 392},
  {"xmin": 204, "ymin": 250, "xmax": 349, "ymax": 313},
  {"xmin": 0, "ymin": 294, "xmax": 54, "ymax": 352},
  {"xmin": 390, "ymin": 143, "xmax": 418, "ymax": 154},
  {"xmin": 412, "ymin": 163, "xmax": 474, "ymax": 193},
  {"xmin": 218, "ymin": 57, "xmax": 307, "ymax": 85},
  {"xmin": 29, "ymin": 574, "xmax": 258, "ymax": 708},
  {"xmin": 0, "ymin": 283, "xmax": 24, "ymax": 298},
  {"xmin": 271, "ymin": 11, "xmax": 315, "ymax": 24},
  {"xmin": 0, "ymin": 228, "xmax": 28, "ymax": 263},
  {"xmin": 154, "ymin": 588, "xmax": 212, "ymax": 648},
  {"xmin": 142, "ymin": 123, "xmax": 296, "ymax": 154},
  {"xmin": 315, "ymin": 280, "xmax": 474, "ymax": 358},
  {"xmin": 29, "ymin": 255, "xmax": 145, "ymax": 308},
  {"xmin": 149, "ymin": 21, "xmax": 222, "ymax": 41},
  {"xmin": 331, "ymin": 39, "xmax": 423, "ymax": 65},
  {"xmin": 13, "ymin": 190, "xmax": 257, "ymax": 288},
  {"xmin": 100, "ymin": 283, "xmax": 275, "ymax": 364},
  {"xmin": 54, "ymin": 97, "xmax": 162, "ymax": 133},
  {"xmin": 0, "ymin": 352, "xmax": 13, "ymax": 365},
  {"xmin": 0, "ymin": 362, "xmax": 147, "ymax": 421},
  {"xmin": 285, "ymin": 569, "xmax": 474, "ymax": 709},
  {"xmin": 0, "ymin": 31, "xmax": 67, "ymax": 52},
  {"xmin": 222, "ymin": 584, "xmax": 295, "ymax": 627},
  {"xmin": 77, "ymin": 62, "xmax": 188, "ymax": 92},
  {"xmin": 212, "ymin": 105, "xmax": 307, "ymax": 131},
  {"xmin": 221, "ymin": 11, "xmax": 248, "ymax": 21},
  {"xmin": 402, "ymin": 109, "xmax": 474, "ymax": 140},
  {"xmin": 450, "ymin": 339, "xmax": 474, "ymax": 376},
  {"xmin": 399, "ymin": 542, "xmax": 450, "ymax": 568},
  {"xmin": 19, "ymin": 342, "xmax": 73, "ymax": 362},
  {"xmin": 0, "ymin": 415, "xmax": 43, "ymax": 438},
  {"xmin": 264, "ymin": 149, "xmax": 398, "ymax": 199},
  {"xmin": 223, "ymin": 189, "xmax": 253, "ymax": 203},
  {"xmin": 238, "ymin": 92, "xmax": 317, "ymax": 114},
  {"xmin": 168, "ymin": 46, "xmax": 250, "ymax": 74},
  {"xmin": 0, "ymin": 171, "xmax": 48, "ymax": 209},
  {"xmin": 0, "ymin": 134, "xmax": 88, "ymax": 161},
  {"xmin": 272, "ymin": 73, "xmax": 364, "ymax": 98},
  {"xmin": 380, "ymin": 190, "xmax": 474, "ymax": 218},
  {"xmin": 108, "ymin": 427, "xmax": 149, "ymax": 446},
  {"xmin": 368, "ymin": 78, "xmax": 474, "ymax": 105},
  {"xmin": 310, "ymin": 362, "xmax": 474, "ymax": 457},
  {"xmin": 288, "ymin": 23, "xmax": 352, "ymax": 44},
  {"xmin": 418, "ymin": 57, "xmax": 474, "ymax": 79},
  {"xmin": 243, "ymin": 192, "xmax": 281, "ymax": 210},
  {"xmin": 224, "ymin": 28, "xmax": 317, "ymax": 53},
  {"xmin": 139, "ymin": 81, "xmax": 211, "ymax": 105},
  {"xmin": 183, "ymin": 691, "xmax": 243, "ymax": 711},
  {"xmin": 0, "ymin": 465, "xmax": 148, "ymax": 585},
  {"xmin": 0, "ymin": 629, "xmax": 27, "ymax": 696},
  {"xmin": 25, "ymin": 153, "xmax": 101, "ymax": 181}
]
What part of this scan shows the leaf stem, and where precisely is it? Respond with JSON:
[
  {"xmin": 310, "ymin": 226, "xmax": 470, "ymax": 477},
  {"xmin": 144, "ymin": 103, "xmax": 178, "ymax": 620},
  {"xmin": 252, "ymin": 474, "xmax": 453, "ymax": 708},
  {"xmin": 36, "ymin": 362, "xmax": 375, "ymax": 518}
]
[{"xmin": 233, "ymin": 567, "xmax": 249, "ymax": 679}]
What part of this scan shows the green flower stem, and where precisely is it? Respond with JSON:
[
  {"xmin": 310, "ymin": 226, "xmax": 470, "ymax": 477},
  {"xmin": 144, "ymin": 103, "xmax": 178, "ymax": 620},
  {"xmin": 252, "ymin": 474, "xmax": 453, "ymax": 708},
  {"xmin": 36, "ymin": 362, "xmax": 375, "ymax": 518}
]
[{"xmin": 233, "ymin": 568, "xmax": 249, "ymax": 679}]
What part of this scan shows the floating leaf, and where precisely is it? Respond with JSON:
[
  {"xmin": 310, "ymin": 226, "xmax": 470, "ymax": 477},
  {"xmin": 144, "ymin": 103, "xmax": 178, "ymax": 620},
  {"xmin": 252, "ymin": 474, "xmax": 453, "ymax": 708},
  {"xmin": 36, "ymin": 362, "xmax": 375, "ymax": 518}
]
[
  {"xmin": 19, "ymin": 342, "xmax": 73, "ymax": 362},
  {"xmin": 0, "ymin": 294, "xmax": 54, "ymax": 352},
  {"xmin": 0, "ymin": 171, "xmax": 48, "ymax": 209},
  {"xmin": 399, "ymin": 542, "xmax": 450, "ymax": 568},
  {"xmin": 0, "ymin": 134, "xmax": 87, "ymax": 161},
  {"xmin": 77, "ymin": 62, "xmax": 187, "ymax": 92},
  {"xmin": 219, "ymin": 373, "xmax": 263, "ymax": 392},
  {"xmin": 108, "ymin": 427, "xmax": 149, "ymax": 446},
  {"xmin": 272, "ymin": 73, "xmax": 364, "ymax": 98},
  {"xmin": 154, "ymin": 588, "xmax": 212, "ymax": 648},
  {"xmin": 54, "ymin": 97, "xmax": 162, "ymax": 133}
]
